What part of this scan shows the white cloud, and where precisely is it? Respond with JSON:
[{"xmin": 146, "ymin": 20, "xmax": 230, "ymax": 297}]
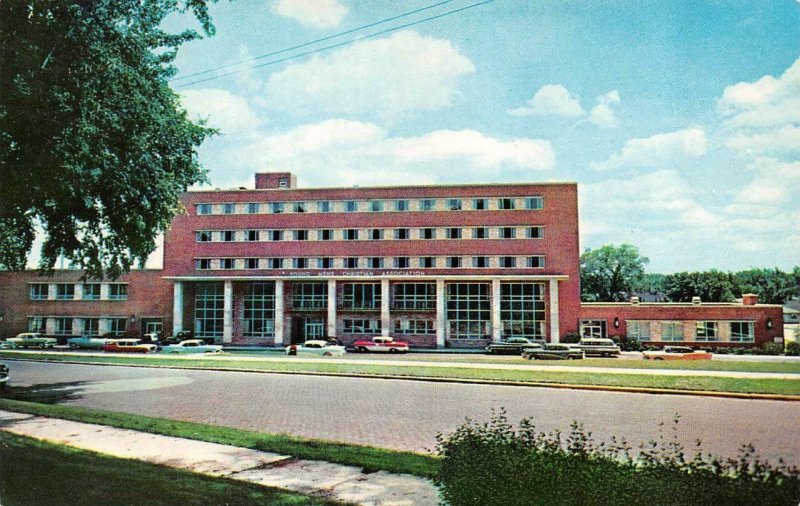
[
  {"xmin": 272, "ymin": 0, "xmax": 347, "ymax": 29},
  {"xmin": 733, "ymin": 157, "xmax": 800, "ymax": 205},
  {"xmin": 179, "ymin": 88, "xmax": 263, "ymax": 135},
  {"xmin": 591, "ymin": 128, "xmax": 707, "ymax": 171},
  {"xmin": 263, "ymin": 31, "xmax": 475, "ymax": 118},
  {"xmin": 507, "ymin": 84, "xmax": 585, "ymax": 118},
  {"xmin": 588, "ymin": 90, "xmax": 620, "ymax": 129},
  {"xmin": 718, "ymin": 57, "xmax": 800, "ymax": 128},
  {"xmin": 726, "ymin": 124, "xmax": 800, "ymax": 154}
]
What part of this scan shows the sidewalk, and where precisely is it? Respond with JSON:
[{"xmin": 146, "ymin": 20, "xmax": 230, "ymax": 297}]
[{"xmin": 0, "ymin": 410, "xmax": 440, "ymax": 505}]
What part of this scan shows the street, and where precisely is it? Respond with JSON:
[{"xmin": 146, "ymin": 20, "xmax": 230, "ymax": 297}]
[{"xmin": 6, "ymin": 359, "xmax": 800, "ymax": 466}]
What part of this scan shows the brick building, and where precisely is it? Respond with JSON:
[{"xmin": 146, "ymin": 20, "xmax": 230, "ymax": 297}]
[{"xmin": 0, "ymin": 172, "xmax": 785, "ymax": 349}]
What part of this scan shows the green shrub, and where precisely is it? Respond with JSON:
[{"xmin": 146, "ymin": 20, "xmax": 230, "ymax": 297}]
[
  {"xmin": 437, "ymin": 410, "xmax": 800, "ymax": 506},
  {"xmin": 759, "ymin": 342, "xmax": 785, "ymax": 355},
  {"xmin": 785, "ymin": 341, "xmax": 800, "ymax": 357},
  {"xmin": 561, "ymin": 332, "xmax": 581, "ymax": 344}
]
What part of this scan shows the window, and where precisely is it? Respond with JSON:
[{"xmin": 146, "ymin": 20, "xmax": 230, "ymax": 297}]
[
  {"xmin": 271, "ymin": 202, "xmax": 284, "ymax": 214},
  {"xmin": 447, "ymin": 257, "xmax": 462, "ymax": 268},
  {"xmin": 344, "ymin": 257, "xmax": 358, "ymax": 269},
  {"xmin": 661, "ymin": 322, "xmax": 683, "ymax": 342},
  {"xmin": 109, "ymin": 284, "xmax": 128, "ymax": 300},
  {"xmin": 394, "ymin": 199, "xmax": 409, "ymax": 211},
  {"xmin": 394, "ymin": 257, "xmax": 410, "ymax": 269},
  {"xmin": 221, "ymin": 258, "xmax": 235, "ymax": 270},
  {"xmin": 580, "ymin": 319, "xmax": 606, "ymax": 339},
  {"xmin": 196, "ymin": 230, "xmax": 212, "ymax": 242},
  {"xmin": 83, "ymin": 283, "xmax": 101, "ymax": 300},
  {"xmin": 472, "ymin": 257, "xmax": 489, "ymax": 268},
  {"xmin": 108, "ymin": 317, "xmax": 129, "ymax": 335},
  {"xmin": 317, "ymin": 201, "xmax": 331, "ymax": 213},
  {"xmin": 345, "ymin": 200, "xmax": 358, "ymax": 212},
  {"xmin": 501, "ymin": 283, "xmax": 545, "ymax": 340},
  {"xmin": 28, "ymin": 317, "xmax": 46, "ymax": 333},
  {"xmin": 369, "ymin": 200, "xmax": 384, "ymax": 212},
  {"xmin": 447, "ymin": 228, "xmax": 462, "ymax": 239},
  {"xmin": 472, "ymin": 227, "xmax": 488, "ymax": 239},
  {"xmin": 420, "ymin": 257, "xmax": 436, "ymax": 268},
  {"xmin": 394, "ymin": 228, "xmax": 410, "ymax": 240},
  {"xmin": 627, "ymin": 321, "xmax": 651, "ymax": 341},
  {"xmin": 393, "ymin": 283, "xmax": 436, "ymax": 310},
  {"xmin": 395, "ymin": 319, "xmax": 435, "ymax": 334},
  {"xmin": 526, "ymin": 256, "xmax": 545, "ymax": 268},
  {"xmin": 293, "ymin": 258, "xmax": 308, "ymax": 269},
  {"xmin": 245, "ymin": 258, "xmax": 260, "ymax": 269},
  {"xmin": 278, "ymin": 178, "xmax": 289, "ymax": 188},
  {"xmin": 244, "ymin": 283, "xmax": 275, "ymax": 337},
  {"xmin": 197, "ymin": 203, "xmax": 212, "ymax": 215},
  {"xmin": 447, "ymin": 198, "xmax": 462, "ymax": 211},
  {"xmin": 343, "ymin": 319, "xmax": 381, "ymax": 334},
  {"xmin": 318, "ymin": 257, "xmax": 333, "ymax": 269},
  {"xmin": 500, "ymin": 227, "xmax": 516, "ymax": 239},
  {"xmin": 83, "ymin": 318, "xmax": 100, "ymax": 336},
  {"xmin": 267, "ymin": 258, "xmax": 283, "ymax": 269},
  {"xmin": 222, "ymin": 230, "xmax": 235, "ymax": 242},
  {"xmin": 368, "ymin": 257, "xmax": 384, "ymax": 269},
  {"xmin": 498, "ymin": 198, "xmax": 515, "ymax": 210},
  {"xmin": 54, "ymin": 317, "xmax": 72, "ymax": 336},
  {"xmin": 293, "ymin": 202, "xmax": 306, "ymax": 213},
  {"xmin": 29, "ymin": 284, "xmax": 48, "ymax": 300},
  {"xmin": 371, "ymin": 229, "xmax": 383, "ymax": 240},
  {"xmin": 247, "ymin": 202, "xmax": 260, "ymax": 214},
  {"xmin": 420, "ymin": 199, "xmax": 436, "ymax": 211},
  {"xmin": 196, "ymin": 258, "xmax": 211, "ymax": 270},
  {"xmin": 525, "ymin": 196, "xmax": 544, "ymax": 210},
  {"xmin": 56, "ymin": 284, "xmax": 75, "ymax": 300},
  {"xmin": 447, "ymin": 283, "xmax": 490, "ymax": 339},
  {"xmin": 222, "ymin": 203, "xmax": 235, "ymax": 214},
  {"xmin": 245, "ymin": 230, "xmax": 260, "ymax": 242},
  {"xmin": 318, "ymin": 229, "xmax": 333, "ymax": 241},
  {"xmin": 292, "ymin": 283, "xmax": 327, "ymax": 309},
  {"xmin": 421, "ymin": 228, "xmax": 436, "ymax": 240},
  {"xmin": 695, "ymin": 321, "xmax": 718, "ymax": 341},
  {"xmin": 294, "ymin": 230, "xmax": 308, "ymax": 241},
  {"xmin": 526, "ymin": 226, "xmax": 544, "ymax": 239},
  {"xmin": 194, "ymin": 283, "xmax": 224, "ymax": 341},
  {"xmin": 269, "ymin": 230, "xmax": 283, "ymax": 241},
  {"xmin": 499, "ymin": 256, "xmax": 516, "ymax": 268},
  {"xmin": 472, "ymin": 198, "xmax": 488, "ymax": 210},
  {"xmin": 342, "ymin": 282, "xmax": 381, "ymax": 310},
  {"xmin": 730, "ymin": 321, "xmax": 754, "ymax": 342},
  {"xmin": 345, "ymin": 229, "xmax": 359, "ymax": 241}
]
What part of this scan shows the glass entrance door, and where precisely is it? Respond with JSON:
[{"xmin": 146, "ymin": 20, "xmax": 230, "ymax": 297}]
[{"xmin": 304, "ymin": 317, "xmax": 325, "ymax": 341}]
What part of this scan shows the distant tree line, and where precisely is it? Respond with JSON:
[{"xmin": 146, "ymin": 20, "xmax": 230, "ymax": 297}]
[{"xmin": 581, "ymin": 244, "xmax": 800, "ymax": 304}]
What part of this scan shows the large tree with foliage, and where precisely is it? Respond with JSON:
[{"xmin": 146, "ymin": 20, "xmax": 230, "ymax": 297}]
[
  {"xmin": 663, "ymin": 270, "xmax": 738, "ymax": 302},
  {"xmin": 733, "ymin": 268, "xmax": 800, "ymax": 305},
  {"xmin": 0, "ymin": 0, "xmax": 217, "ymax": 278},
  {"xmin": 580, "ymin": 244, "xmax": 649, "ymax": 302}
]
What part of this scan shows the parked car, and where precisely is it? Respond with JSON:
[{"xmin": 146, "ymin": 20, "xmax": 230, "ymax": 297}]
[
  {"xmin": 161, "ymin": 339, "xmax": 223, "ymax": 354},
  {"xmin": 102, "ymin": 339, "xmax": 157, "ymax": 353},
  {"xmin": 522, "ymin": 344, "xmax": 584, "ymax": 360},
  {"xmin": 576, "ymin": 338, "xmax": 621, "ymax": 357},
  {"xmin": 6, "ymin": 332, "xmax": 57, "ymax": 349},
  {"xmin": 485, "ymin": 337, "xmax": 544, "ymax": 355},
  {"xmin": 352, "ymin": 336, "xmax": 409, "ymax": 353},
  {"xmin": 643, "ymin": 346, "xmax": 712, "ymax": 361},
  {"xmin": 0, "ymin": 362, "xmax": 8, "ymax": 390},
  {"xmin": 67, "ymin": 335, "xmax": 109, "ymax": 350},
  {"xmin": 286, "ymin": 340, "xmax": 346, "ymax": 357}
]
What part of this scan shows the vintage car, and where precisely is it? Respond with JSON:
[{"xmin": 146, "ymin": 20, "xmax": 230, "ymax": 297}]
[
  {"xmin": 285, "ymin": 340, "xmax": 346, "ymax": 357},
  {"xmin": 0, "ymin": 362, "xmax": 8, "ymax": 390},
  {"xmin": 522, "ymin": 344, "xmax": 584, "ymax": 360},
  {"xmin": 576, "ymin": 338, "xmax": 621, "ymax": 357},
  {"xmin": 102, "ymin": 339, "xmax": 157, "ymax": 353},
  {"xmin": 6, "ymin": 332, "xmax": 57, "ymax": 349},
  {"xmin": 161, "ymin": 339, "xmax": 223, "ymax": 354},
  {"xmin": 485, "ymin": 337, "xmax": 544, "ymax": 355},
  {"xmin": 67, "ymin": 335, "xmax": 110, "ymax": 350},
  {"xmin": 352, "ymin": 336, "xmax": 409, "ymax": 353},
  {"xmin": 643, "ymin": 346, "xmax": 713, "ymax": 361}
]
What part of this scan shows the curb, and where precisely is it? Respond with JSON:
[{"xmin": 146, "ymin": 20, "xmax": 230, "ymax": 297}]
[{"xmin": 4, "ymin": 356, "xmax": 800, "ymax": 402}]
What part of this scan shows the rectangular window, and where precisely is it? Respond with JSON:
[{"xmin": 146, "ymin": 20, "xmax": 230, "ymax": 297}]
[
  {"xmin": 500, "ymin": 227, "xmax": 516, "ymax": 239},
  {"xmin": 56, "ymin": 284, "xmax": 75, "ymax": 300},
  {"xmin": 421, "ymin": 257, "xmax": 436, "ymax": 268},
  {"xmin": 343, "ymin": 319, "xmax": 381, "ymax": 334},
  {"xmin": 627, "ymin": 321, "xmax": 652, "ymax": 341},
  {"xmin": 243, "ymin": 283, "xmax": 275, "ymax": 338},
  {"xmin": 499, "ymin": 256, "xmax": 517, "ymax": 268},
  {"xmin": 447, "ymin": 283, "xmax": 490, "ymax": 339},
  {"xmin": 196, "ymin": 203, "xmax": 212, "ymax": 215},
  {"xmin": 222, "ymin": 230, "xmax": 235, "ymax": 242},
  {"xmin": 498, "ymin": 198, "xmax": 515, "ymax": 210},
  {"xmin": 447, "ymin": 198, "xmax": 462, "ymax": 211},
  {"xmin": 394, "ymin": 228, "xmax": 410, "ymax": 240},
  {"xmin": 222, "ymin": 203, "xmax": 235, "ymax": 214},
  {"xmin": 345, "ymin": 229, "xmax": 359, "ymax": 241},
  {"xmin": 394, "ymin": 257, "xmax": 410, "ymax": 268},
  {"xmin": 501, "ymin": 283, "xmax": 546, "ymax": 340},
  {"xmin": 526, "ymin": 256, "xmax": 545, "ymax": 268},
  {"xmin": 580, "ymin": 319, "xmax": 607, "ymax": 339},
  {"xmin": 393, "ymin": 283, "xmax": 436, "ymax": 310},
  {"xmin": 369, "ymin": 257, "xmax": 384, "ymax": 269},
  {"xmin": 695, "ymin": 321, "xmax": 718, "ymax": 342},
  {"xmin": 293, "ymin": 202, "xmax": 306, "ymax": 213},
  {"xmin": 369, "ymin": 200, "xmax": 384, "ymax": 212},
  {"xmin": 318, "ymin": 257, "xmax": 333, "ymax": 269},
  {"xmin": 345, "ymin": 200, "xmax": 358, "ymax": 212},
  {"xmin": 196, "ymin": 258, "xmax": 211, "ymax": 270},
  {"xmin": 447, "ymin": 228, "xmax": 462, "ymax": 239},
  {"xmin": 371, "ymin": 229, "xmax": 383, "ymax": 240},
  {"xmin": 29, "ymin": 284, "xmax": 48, "ymax": 300},
  {"xmin": 196, "ymin": 230, "xmax": 212, "ymax": 242},
  {"xmin": 54, "ymin": 317, "xmax": 72, "ymax": 336},
  {"xmin": 342, "ymin": 282, "xmax": 381, "ymax": 310},
  {"xmin": 420, "ymin": 199, "xmax": 436, "ymax": 211},
  {"xmin": 247, "ymin": 202, "xmax": 260, "ymax": 214},
  {"xmin": 245, "ymin": 258, "xmax": 260, "ymax": 269},
  {"xmin": 28, "ymin": 317, "xmax": 46, "ymax": 333},
  {"xmin": 317, "ymin": 201, "xmax": 331, "ymax": 213},
  {"xmin": 83, "ymin": 318, "xmax": 100, "ymax": 336},
  {"xmin": 194, "ymin": 283, "xmax": 223, "ymax": 341},
  {"xmin": 526, "ymin": 226, "xmax": 544, "ymax": 239},
  {"xmin": 421, "ymin": 228, "xmax": 436, "ymax": 240},
  {"xmin": 293, "ymin": 258, "xmax": 308, "ymax": 269},
  {"xmin": 472, "ymin": 198, "xmax": 488, "ymax": 210},
  {"xmin": 294, "ymin": 230, "xmax": 308, "ymax": 241},
  {"xmin": 447, "ymin": 257, "xmax": 462, "ymax": 268},
  {"xmin": 730, "ymin": 321, "xmax": 755, "ymax": 343},
  {"xmin": 345, "ymin": 257, "xmax": 358, "ymax": 269},
  {"xmin": 108, "ymin": 317, "xmax": 128, "ymax": 335},
  {"xmin": 221, "ymin": 258, "xmax": 235, "ymax": 270},
  {"xmin": 245, "ymin": 230, "xmax": 260, "ymax": 242},
  {"xmin": 472, "ymin": 257, "xmax": 488, "ymax": 268},
  {"xmin": 271, "ymin": 202, "xmax": 284, "ymax": 214},
  {"xmin": 525, "ymin": 196, "xmax": 544, "ymax": 210},
  {"xmin": 267, "ymin": 258, "xmax": 283, "ymax": 269},
  {"xmin": 269, "ymin": 230, "xmax": 283, "ymax": 241},
  {"xmin": 661, "ymin": 322, "xmax": 683, "ymax": 342},
  {"xmin": 394, "ymin": 319, "xmax": 435, "ymax": 335},
  {"xmin": 395, "ymin": 199, "xmax": 409, "ymax": 212},
  {"xmin": 109, "ymin": 284, "xmax": 128, "ymax": 300},
  {"xmin": 318, "ymin": 229, "xmax": 333, "ymax": 241},
  {"xmin": 83, "ymin": 283, "xmax": 101, "ymax": 300},
  {"xmin": 472, "ymin": 227, "xmax": 488, "ymax": 239}
]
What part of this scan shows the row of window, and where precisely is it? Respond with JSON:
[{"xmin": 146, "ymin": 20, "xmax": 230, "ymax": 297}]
[
  {"xmin": 29, "ymin": 283, "xmax": 128, "ymax": 301},
  {"xmin": 196, "ymin": 226, "xmax": 544, "ymax": 243},
  {"xmin": 27, "ymin": 316, "xmax": 129, "ymax": 336},
  {"xmin": 195, "ymin": 255, "xmax": 546, "ymax": 271},
  {"xmin": 196, "ymin": 196, "xmax": 544, "ymax": 216},
  {"xmin": 581, "ymin": 319, "xmax": 756, "ymax": 343}
]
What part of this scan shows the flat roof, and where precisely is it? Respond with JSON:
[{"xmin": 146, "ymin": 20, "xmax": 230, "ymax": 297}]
[{"xmin": 186, "ymin": 180, "xmax": 578, "ymax": 194}]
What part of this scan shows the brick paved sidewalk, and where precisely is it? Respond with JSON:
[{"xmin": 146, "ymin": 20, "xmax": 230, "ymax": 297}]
[{"xmin": 0, "ymin": 410, "xmax": 440, "ymax": 506}]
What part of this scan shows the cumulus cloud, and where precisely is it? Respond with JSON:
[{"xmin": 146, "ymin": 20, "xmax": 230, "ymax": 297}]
[
  {"xmin": 508, "ymin": 84, "xmax": 585, "ymax": 118},
  {"xmin": 588, "ymin": 90, "xmax": 621, "ymax": 128},
  {"xmin": 725, "ymin": 125, "xmax": 800, "ymax": 154},
  {"xmin": 591, "ymin": 128, "xmax": 707, "ymax": 171},
  {"xmin": 272, "ymin": 0, "xmax": 347, "ymax": 29},
  {"xmin": 718, "ymin": 57, "xmax": 800, "ymax": 123},
  {"xmin": 263, "ymin": 31, "xmax": 475, "ymax": 118},
  {"xmin": 733, "ymin": 157, "xmax": 800, "ymax": 205},
  {"xmin": 179, "ymin": 88, "xmax": 263, "ymax": 135}
]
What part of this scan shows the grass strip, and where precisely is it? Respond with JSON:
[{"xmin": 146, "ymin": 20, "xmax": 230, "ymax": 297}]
[
  {"xmin": 0, "ymin": 431, "xmax": 331, "ymax": 506},
  {"xmin": 0, "ymin": 398, "xmax": 441, "ymax": 479},
  {"xmin": 3, "ymin": 353, "xmax": 800, "ymax": 395}
]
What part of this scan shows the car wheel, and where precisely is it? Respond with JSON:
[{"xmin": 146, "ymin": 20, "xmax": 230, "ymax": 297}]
[
  {"xmin": 389, "ymin": 348, "xmax": 398, "ymax": 353},
  {"xmin": 358, "ymin": 346, "xmax": 368, "ymax": 353},
  {"xmin": 69, "ymin": 343, "xmax": 78, "ymax": 350},
  {"xmin": 653, "ymin": 357, "xmax": 664, "ymax": 361},
  {"xmin": 323, "ymin": 352, "xmax": 333, "ymax": 357},
  {"xmin": 38, "ymin": 343, "xmax": 46, "ymax": 349}
]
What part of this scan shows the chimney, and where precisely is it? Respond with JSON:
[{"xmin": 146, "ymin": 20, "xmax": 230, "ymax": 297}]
[
  {"xmin": 742, "ymin": 293, "xmax": 759, "ymax": 306},
  {"xmin": 691, "ymin": 296, "xmax": 702, "ymax": 305},
  {"xmin": 255, "ymin": 172, "xmax": 296, "ymax": 189}
]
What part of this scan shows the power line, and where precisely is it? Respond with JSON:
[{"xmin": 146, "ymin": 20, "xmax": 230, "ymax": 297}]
[
  {"xmin": 175, "ymin": 0, "xmax": 495, "ymax": 89},
  {"xmin": 170, "ymin": 0, "xmax": 460, "ymax": 82}
]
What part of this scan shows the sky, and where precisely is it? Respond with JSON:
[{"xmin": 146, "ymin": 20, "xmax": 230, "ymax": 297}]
[{"xmin": 160, "ymin": 0, "xmax": 800, "ymax": 273}]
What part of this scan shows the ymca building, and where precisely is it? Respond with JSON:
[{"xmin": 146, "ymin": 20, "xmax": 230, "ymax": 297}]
[{"xmin": 0, "ymin": 172, "xmax": 784, "ymax": 349}]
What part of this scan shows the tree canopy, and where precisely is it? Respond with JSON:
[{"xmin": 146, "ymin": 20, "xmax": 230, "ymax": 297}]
[
  {"xmin": 580, "ymin": 244, "xmax": 648, "ymax": 302},
  {"xmin": 663, "ymin": 271, "xmax": 738, "ymax": 303},
  {"xmin": 0, "ymin": 0, "xmax": 217, "ymax": 278}
]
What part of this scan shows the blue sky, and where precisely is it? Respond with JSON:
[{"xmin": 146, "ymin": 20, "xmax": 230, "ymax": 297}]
[{"xmin": 164, "ymin": 0, "xmax": 800, "ymax": 273}]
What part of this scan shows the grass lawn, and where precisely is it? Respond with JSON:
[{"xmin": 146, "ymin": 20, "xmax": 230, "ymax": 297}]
[
  {"xmin": 0, "ymin": 431, "xmax": 333, "ymax": 506},
  {"xmin": 0, "ymin": 398, "xmax": 440, "ymax": 479},
  {"xmin": 2, "ymin": 352, "xmax": 799, "ymax": 395}
]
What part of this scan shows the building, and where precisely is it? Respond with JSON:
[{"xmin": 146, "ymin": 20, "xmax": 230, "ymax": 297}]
[{"xmin": 0, "ymin": 172, "xmax": 785, "ymax": 349}]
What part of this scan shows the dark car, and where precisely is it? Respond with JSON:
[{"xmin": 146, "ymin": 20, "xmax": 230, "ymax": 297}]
[
  {"xmin": 485, "ymin": 337, "xmax": 544, "ymax": 355},
  {"xmin": 522, "ymin": 344, "xmax": 584, "ymax": 360},
  {"xmin": 0, "ymin": 362, "xmax": 8, "ymax": 390}
]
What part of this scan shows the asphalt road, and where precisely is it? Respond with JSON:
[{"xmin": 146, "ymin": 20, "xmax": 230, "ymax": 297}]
[{"xmin": 6, "ymin": 360, "xmax": 800, "ymax": 466}]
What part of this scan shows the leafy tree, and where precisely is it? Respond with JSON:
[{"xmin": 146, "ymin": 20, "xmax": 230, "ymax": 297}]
[
  {"xmin": 733, "ymin": 268, "xmax": 799, "ymax": 304},
  {"xmin": 580, "ymin": 244, "xmax": 648, "ymax": 302},
  {"xmin": 631, "ymin": 272, "xmax": 667, "ymax": 294},
  {"xmin": 0, "ymin": 0, "xmax": 217, "ymax": 278},
  {"xmin": 664, "ymin": 271, "xmax": 737, "ymax": 302}
]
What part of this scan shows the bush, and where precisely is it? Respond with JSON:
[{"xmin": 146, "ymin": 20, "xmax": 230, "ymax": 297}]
[
  {"xmin": 437, "ymin": 410, "xmax": 800, "ymax": 506},
  {"xmin": 759, "ymin": 342, "xmax": 785, "ymax": 356},
  {"xmin": 785, "ymin": 341, "xmax": 800, "ymax": 357},
  {"xmin": 561, "ymin": 332, "xmax": 581, "ymax": 344}
]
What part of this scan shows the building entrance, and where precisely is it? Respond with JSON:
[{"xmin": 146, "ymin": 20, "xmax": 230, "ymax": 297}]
[{"xmin": 291, "ymin": 316, "xmax": 326, "ymax": 343}]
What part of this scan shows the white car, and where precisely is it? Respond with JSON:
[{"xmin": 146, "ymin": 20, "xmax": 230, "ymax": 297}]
[
  {"xmin": 286, "ymin": 340, "xmax": 346, "ymax": 357},
  {"xmin": 160, "ymin": 339, "xmax": 223, "ymax": 354}
]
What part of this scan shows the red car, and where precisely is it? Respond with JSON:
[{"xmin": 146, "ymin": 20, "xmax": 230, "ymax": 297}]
[
  {"xmin": 643, "ymin": 346, "xmax": 712, "ymax": 361},
  {"xmin": 352, "ymin": 336, "xmax": 409, "ymax": 353},
  {"xmin": 102, "ymin": 339, "xmax": 157, "ymax": 353}
]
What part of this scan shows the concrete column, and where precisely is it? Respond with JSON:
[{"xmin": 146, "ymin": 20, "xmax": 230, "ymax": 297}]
[
  {"xmin": 549, "ymin": 279, "xmax": 560, "ymax": 343},
  {"xmin": 100, "ymin": 283, "xmax": 110, "ymax": 300},
  {"xmin": 172, "ymin": 282, "xmax": 184, "ymax": 334},
  {"xmin": 381, "ymin": 278, "xmax": 390, "ymax": 336},
  {"xmin": 327, "ymin": 279, "xmax": 337, "ymax": 337},
  {"xmin": 436, "ymin": 279, "xmax": 446, "ymax": 348},
  {"xmin": 47, "ymin": 284, "xmax": 56, "ymax": 300},
  {"xmin": 97, "ymin": 318, "xmax": 109, "ymax": 335},
  {"xmin": 223, "ymin": 280, "xmax": 233, "ymax": 343},
  {"xmin": 274, "ymin": 280, "xmax": 284, "ymax": 345},
  {"xmin": 74, "ymin": 284, "xmax": 84, "ymax": 301},
  {"xmin": 44, "ymin": 317, "xmax": 55, "ymax": 335},
  {"xmin": 491, "ymin": 278, "xmax": 502, "ymax": 342},
  {"xmin": 72, "ymin": 317, "xmax": 82, "ymax": 335}
]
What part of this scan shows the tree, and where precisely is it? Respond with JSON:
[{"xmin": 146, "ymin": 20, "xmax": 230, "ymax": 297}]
[
  {"xmin": 580, "ymin": 244, "xmax": 649, "ymax": 302},
  {"xmin": 664, "ymin": 271, "xmax": 737, "ymax": 302},
  {"xmin": 0, "ymin": 1, "xmax": 217, "ymax": 278},
  {"xmin": 733, "ymin": 268, "xmax": 800, "ymax": 305},
  {"xmin": 631, "ymin": 272, "xmax": 667, "ymax": 294}
]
